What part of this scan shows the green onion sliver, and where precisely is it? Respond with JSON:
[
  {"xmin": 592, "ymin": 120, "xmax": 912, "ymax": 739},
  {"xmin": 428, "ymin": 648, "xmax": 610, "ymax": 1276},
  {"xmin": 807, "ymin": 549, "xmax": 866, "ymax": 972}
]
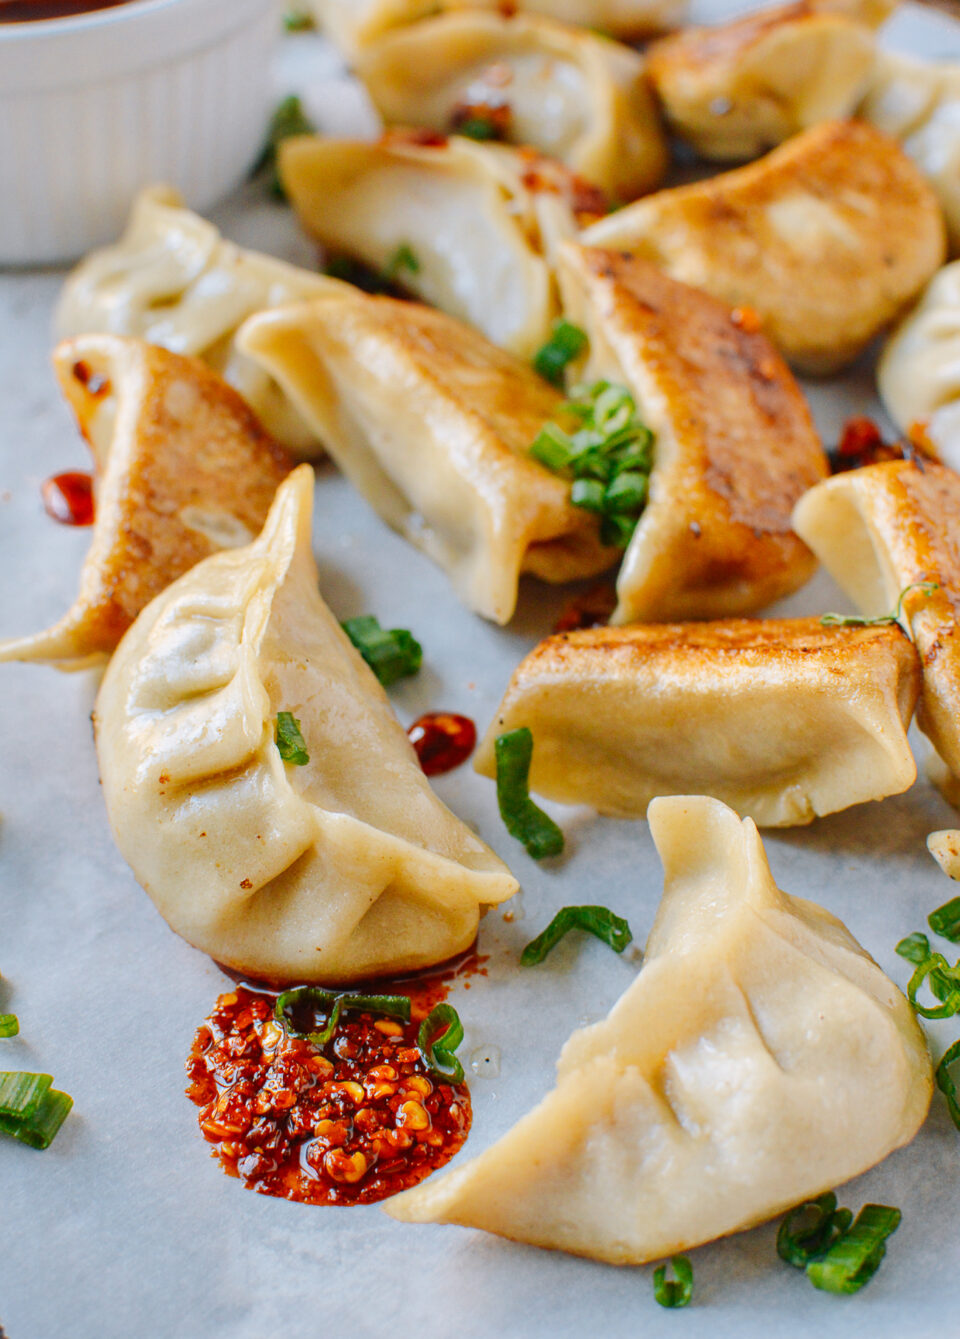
[
  {"xmin": 929, "ymin": 896, "xmax": 960, "ymax": 943},
  {"xmin": 896, "ymin": 931, "xmax": 932, "ymax": 965},
  {"xmin": 652, "ymin": 1255, "xmax": 693, "ymax": 1308},
  {"xmin": 0, "ymin": 1088, "xmax": 73, "ymax": 1150},
  {"xmin": 0, "ymin": 1071, "xmax": 52, "ymax": 1120},
  {"xmin": 776, "ymin": 1193, "xmax": 853, "ymax": 1269},
  {"xmin": 418, "ymin": 1003, "xmax": 465, "ymax": 1084},
  {"xmin": 384, "ymin": 243, "xmax": 420, "ymax": 280},
  {"xmin": 275, "ymin": 987, "xmax": 411, "ymax": 1047},
  {"xmin": 455, "ymin": 116, "xmax": 500, "ymax": 141},
  {"xmin": 275, "ymin": 711, "xmax": 309, "ymax": 766},
  {"xmin": 254, "ymin": 95, "xmax": 316, "ymax": 200},
  {"xmin": 494, "ymin": 728, "xmax": 564, "ymax": 860},
  {"xmin": 821, "ymin": 581, "xmax": 939, "ymax": 629},
  {"xmin": 936, "ymin": 1038, "xmax": 960, "ymax": 1130},
  {"xmin": 806, "ymin": 1205, "xmax": 901, "ymax": 1295},
  {"xmin": 533, "ymin": 320, "xmax": 588, "ymax": 387},
  {"xmin": 341, "ymin": 615, "xmax": 423, "ymax": 687},
  {"xmin": 521, "ymin": 905, "xmax": 632, "ymax": 966},
  {"xmin": 0, "ymin": 1014, "xmax": 18, "ymax": 1038},
  {"xmin": 907, "ymin": 953, "xmax": 960, "ymax": 1019}
]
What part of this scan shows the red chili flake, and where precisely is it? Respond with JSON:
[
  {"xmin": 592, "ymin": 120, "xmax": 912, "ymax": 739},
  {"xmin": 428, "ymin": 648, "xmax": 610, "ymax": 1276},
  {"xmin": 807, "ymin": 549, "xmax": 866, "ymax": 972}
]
[
  {"xmin": 553, "ymin": 582, "xmax": 617, "ymax": 633},
  {"xmin": 41, "ymin": 471, "xmax": 94, "ymax": 526},
  {"xmin": 381, "ymin": 127, "xmax": 448, "ymax": 149},
  {"xmin": 827, "ymin": 416, "xmax": 937, "ymax": 475},
  {"xmin": 186, "ymin": 986, "xmax": 471, "ymax": 1207},
  {"xmin": 730, "ymin": 306, "xmax": 763, "ymax": 334},
  {"xmin": 407, "ymin": 712, "xmax": 477, "ymax": 776}
]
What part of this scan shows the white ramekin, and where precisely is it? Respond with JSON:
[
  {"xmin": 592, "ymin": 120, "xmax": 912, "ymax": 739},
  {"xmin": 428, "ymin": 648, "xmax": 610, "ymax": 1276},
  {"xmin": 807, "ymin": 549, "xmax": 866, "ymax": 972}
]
[{"xmin": 0, "ymin": 0, "xmax": 278, "ymax": 266}]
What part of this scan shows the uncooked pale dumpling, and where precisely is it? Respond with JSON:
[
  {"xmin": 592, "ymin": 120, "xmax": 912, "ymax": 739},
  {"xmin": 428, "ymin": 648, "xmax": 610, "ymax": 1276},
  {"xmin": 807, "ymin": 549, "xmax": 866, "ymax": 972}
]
[
  {"xmin": 238, "ymin": 292, "xmax": 617, "ymax": 624},
  {"xmin": 475, "ymin": 618, "xmax": 920, "ymax": 826},
  {"xmin": 312, "ymin": 0, "xmax": 685, "ymax": 58},
  {"xmin": 279, "ymin": 133, "xmax": 607, "ymax": 359},
  {"xmin": 646, "ymin": 1, "xmax": 876, "ymax": 161},
  {"xmin": 877, "ymin": 261, "xmax": 960, "ymax": 463},
  {"xmin": 94, "ymin": 465, "xmax": 518, "ymax": 982},
  {"xmin": 56, "ymin": 186, "xmax": 344, "ymax": 456},
  {"xmin": 0, "ymin": 335, "xmax": 291, "ymax": 672},
  {"xmin": 357, "ymin": 13, "xmax": 667, "ymax": 202},
  {"xmin": 793, "ymin": 460, "xmax": 960, "ymax": 783},
  {"xmin": 929, "ymin": 828, "xmax": 960, "ymax": 879},
  {"xmin": 860, "ymin": 51, "xmax": 960, "ymax": 255},
  {"xmin": 556, "ymin": 244, "xmax": 826, "ymax": 623},
  {"xmin": 582, "ymin": 120, "xmax": 946, "ymax": 373},
  {"xmin": 387, "ymin": 795, "xmax": 931, "ymax": 1260}
]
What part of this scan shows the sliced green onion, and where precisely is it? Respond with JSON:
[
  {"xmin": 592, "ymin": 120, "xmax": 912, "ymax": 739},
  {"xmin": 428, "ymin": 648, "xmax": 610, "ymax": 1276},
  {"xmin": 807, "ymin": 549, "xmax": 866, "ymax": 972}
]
[
  {"xmin": 907, "ymin": 953, "xmax": 960, "ymax": 1018},
  {"xmin": 604, "ymin": 470, "xmax": 648, "ymax": 512},
  {"xmin": 0, "ymin": 1088, "xmax": 73, "ymax": 1150},
  {"xmin": 777, "ymin": 1193, "xmax": 853, "ymax": 1269},
  {"xmin": 821, "ymin": 581, "xmax": 939, "ymax": 629},
  {"xmin": 929, "ymin": 896, "xmax": 960, "ymax": 942},
  {"xmin": 283, "ymin": 8, "xmax": 315, "ymax": 29},
  {"xmin": 529, "ymin": 422, "xmax": 575, "ymax": 472},
  {"xmin": 418, "ymin": 1003, "xmax": 465, "ymax": 1084},
  {"xmin": 0, "ymin": 1071, "xmax": 53, "ymax": 1120},
  {"xmin": 570, "ymin": 478, "xmax": 606, "ymax": 512},
  {"xmin": 275, "ymin": 987, "xmax": 411, "ymax": 1047},
  {"xmin": 275, "ymin": 711, "xmax": 309, "ymax": 766},
  {"xmin": 384, "ymin": 243, "xmax": 420, "ymax": 280},
  {"xmin": 254, "ymin": 95, "xmax": 316, "ymax": 200},
  {"xmin": 0, "ymin": 1014, "xmax": 18, "ymax": 1038},
  {"xmin": 806, "ymin": 1204, "xmax": 901, "ymax": 1295},
  {"xmin": 896, "ymin": 931, "xmax": 932, "ymax": 965},
  {"xmin": 520, "ymin": 905, "xmax": 632, "ymax": 966},
  {"xmin": 652, "ymin": 1256, "xmax": 693, "ymax": 1308},
  {"xmin": 455, "ymin": 116, "xmax": 500, "ymax": 141},
  {"xmin": 341, "ymin": 615, "xmax": 423, "ymax": 687},
  {"xmin": 533, "ymin": 320, "xmax": 588, "ymax": 387},
  {"xmin": 936, "ymin": 1038, "xmax": 960, "ymax": 1130},
  {"xmin": 494, "ymin": 728, "xmax": 564, "ymax": 860}
]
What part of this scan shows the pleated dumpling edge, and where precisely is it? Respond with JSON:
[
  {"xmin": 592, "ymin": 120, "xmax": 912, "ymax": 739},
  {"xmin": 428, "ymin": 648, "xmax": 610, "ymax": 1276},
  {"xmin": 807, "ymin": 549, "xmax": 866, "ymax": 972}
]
[{"xmin": 94, "ymin": 464, "xmax": 518, "ymax": 983}]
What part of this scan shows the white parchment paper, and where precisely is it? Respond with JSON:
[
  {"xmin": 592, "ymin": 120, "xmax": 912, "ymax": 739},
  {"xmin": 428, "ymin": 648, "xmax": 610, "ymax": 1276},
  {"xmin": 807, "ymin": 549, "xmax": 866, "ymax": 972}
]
[{"xmin": 2, "ymin": 6, "xmax": 960, "ymax": 1335}]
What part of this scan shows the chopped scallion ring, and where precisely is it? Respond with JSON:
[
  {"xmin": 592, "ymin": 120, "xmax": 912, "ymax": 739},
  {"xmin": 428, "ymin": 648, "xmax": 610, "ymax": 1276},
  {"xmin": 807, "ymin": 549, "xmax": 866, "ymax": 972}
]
[
  {"xmin": 520, "ymin": 905, "xmax": 632, "ymax": 966},
  {"xmin": 533, "ymin": 320, "xmax": 588, "ymax": 387},
  {"xmin": 275, "ymin": 711, "xmax": 310, "ymax": 766},
  {"xmin": 0, "ymin": 1071, "xmax": 53, "ymax": 1121},
  {"xmin": 341, "ymin": 615, "xmax": 423, "ymax": 687},
  {"xmin": 493, "ymin": 728, "xmax": 564, "ymax": 860},
  {"xmin": 0, "ymin": 1014, "xmax": 18, "ymax": 1038},
  {"xmin": 652, "ymin": 1256, "xmax": 693, "ymax": 1308},
  {"xmin": 0, "ymin": 1088, "xmax": 73, "ymax": 1150},
  {"xmin": 907, "ymin": 952, "xmax": 960, "ymax": 1019},
  {"xmin": 936, "ymin": 1038, "xmax": 960, "ymax": 1130},
  {"xmin": 776, "ymin": 1193, "xmax": 853, "ymax": 1269},
  {"xmin": 275, "ymin": 987, "xmax": 411, "ymax": 1047},
  {"xmin": 929, "ymin": 895, "xmax": 960, "ymax": 943},
  {"xmin": 418, "ymin": 1003, "xmax": 465, "ymax": 1084},
  {"xmin": 896, "ymin": 931, "xmax": 932, "ymax": 965},
  {"xmin": 806, "ymin": 1205, "xmax": 901, "ymax": 1295},
  {"xmin": 254, "ymin": 95, "xmax": 316, "ymax": 200}
]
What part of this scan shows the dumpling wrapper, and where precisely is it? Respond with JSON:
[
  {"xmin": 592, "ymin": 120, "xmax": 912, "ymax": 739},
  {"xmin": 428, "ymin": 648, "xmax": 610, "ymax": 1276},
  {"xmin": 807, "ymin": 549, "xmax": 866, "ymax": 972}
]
[
  {"xmin": 386, "ymin": 795, "xmax": 932, "ymax": 1262},
  {"xmin": 238, "ymin": 292, "xmax": 617, "ymax": 624},
  {"xmin": 56, "ymin": 185, "xmax": 344, "ymax": 457},
  {"xmin": 929, "ymin": 828, "xmax": 960, "ymax": 880},
  {"xmin": 556, "ymin": 244, "xmax": 827, "ymax": 624},
  {"xmin": 860, "ymin": 51, "xmax": 960, "ymax": 255},
  {"xmin": 356, "ymin": 12, "xmax": 667, "ymax": 202},
  {"xmin": 94, "ymin": 465, "xmax": 518, "ymax": 983},
  {"xmin": 0, "ymin": 335, "xmax": 291, "ymax": 672},
  {"xmin": 278, "ymin": 133, "xmax": 607, "ymax": 359},
  {"xmin": 311, "ymin": 0, "xmax": 686, "ymax": 57},
  {"xmin": 581, "ymin": 119, "xmax": 947, "ymax": 374},
  {"xmin": 877, "ymin": 261, "xmax": 960, "ymax": 465},
  {"xmin": 793, "ymin": 459, "xmax": 960, "ymax": 784},
  {"xmin": 646, "ymin": 1, "xmax": 876, "ymax": 161},
  {"xmin": 475, "ymin": 618, "xmax": 920, "ymax": 826}
]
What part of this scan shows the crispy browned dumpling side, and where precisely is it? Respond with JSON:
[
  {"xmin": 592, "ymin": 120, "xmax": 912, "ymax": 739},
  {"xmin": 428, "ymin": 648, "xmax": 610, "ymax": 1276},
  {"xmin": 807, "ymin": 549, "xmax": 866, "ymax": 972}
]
[
  {"xmin": 0, "ymin": 335, "xmax": 291, "ymax": 670},
  {"xmin": 646, "ymin": 2, "xmax": 876, "ymax": 161},
  {"xmin": 475, "ymin": 617, "xmax": 920, "ymax": 826},
  {"xmin": 794, "ymin": 459, "xmax": 960, "ymax": 784},
  {"xmin": 558, "ymin": 244, "xmax": 827, "ymax": 623},
  {"xmin": 582, "ymin": 120, "xmax": 947, "ymax": 373}
]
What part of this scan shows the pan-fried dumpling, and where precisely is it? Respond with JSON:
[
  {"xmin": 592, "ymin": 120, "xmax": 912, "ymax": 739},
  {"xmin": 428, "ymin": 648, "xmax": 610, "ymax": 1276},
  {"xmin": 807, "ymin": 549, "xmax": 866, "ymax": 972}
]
[
  {"xmin": 94, "ymin": 465, "xmax": 518, "ymax": 983},
  {"xmin": 356, "ymin": 13, "xmax": 667, "ymax": 202},
  {"xmin": 581, "ymin": 120, "xmax": 946, "ymax": 373},
  {"xmin": 279, "ymin": 133, "xmax": 607, "ymax": 359},
  {"xmin": 860, "ymin": 51, "xmax": 960, "ymax": 255},
  {"xmin": 646, "ymin": 2, "xmax": 875, "ymax": 161},
  {"xmin": 556, "ymin": 245, "xmax": 826, "ymax": 624},
  {"xmin": 475, "ymin": 619, "xmax": 920, "ymax": 826},
  {"xmin": 312, "ymin": 0, "xmax": 685, "ymax": 57},
  {"xmin": 238, "ymin": 293, "xmax": 617, "ymax": 624},
  {"xmin": 56, "ymin": 185, "xmax": 344, "ymax": 457},
  {"xmin": 0, "ymin": 336, "xmax": 291, "ymax": 672},
  {"xmin": 793, "ymin": 460, "xmax": 960, "ymax": 784},
  {"xmin": 387, "ymin": 795, "xmax": 931, "ymax": 1261},
  {"xmin": 877, "ymin": 261, "xmax": 960, "ymax": 462}
]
